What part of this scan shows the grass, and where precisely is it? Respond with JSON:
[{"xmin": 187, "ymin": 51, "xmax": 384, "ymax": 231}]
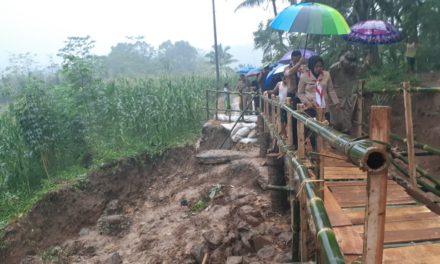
[{"xmin": 0, "ymin": 75, "xmax": 212, "ymax": 237}]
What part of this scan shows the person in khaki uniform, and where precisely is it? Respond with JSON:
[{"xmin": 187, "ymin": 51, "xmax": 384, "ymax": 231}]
[
  {"xmin": 236, "ymin": 74, "xmax": 251, "ymax": 113},
  {"xmin": 329, "ymin": 51, "xmax": 369, "ymax": 134},
  {"xmin": 298, "ymin": 56, "xmax": 340, "ymax": 115},
  {"xmin": 298, "ymin": 55, "xmax": 340, "ymax": 150}
]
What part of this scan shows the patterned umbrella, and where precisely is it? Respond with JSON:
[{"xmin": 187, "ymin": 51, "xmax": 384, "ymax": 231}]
[
  {"xmin": 278, "ymin": 49, "xmax": 316, "ymax": 64},
  {"xmin": 271, "ymin": 2, "xmax": 350, "ymax": 56},
  {"xmin": 271, "ymin": 2, "xmax": 350, "ymax": 35},
  {"xmin": 343, "ymin": 20, "xmax": 401, "ymax": 44}
]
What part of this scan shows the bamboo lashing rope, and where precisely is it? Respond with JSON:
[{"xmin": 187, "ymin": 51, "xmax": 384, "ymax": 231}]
[{"xmin": 296, "ymin": 179, "xmax": 325, "ymax": 199}]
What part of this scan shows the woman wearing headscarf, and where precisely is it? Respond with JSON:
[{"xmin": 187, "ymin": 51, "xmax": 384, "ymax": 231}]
[
  {"xmin": 297, "ymin": 55, "xmax": 340, "ymax": 150},
  {"xmin": 298, "ymin": 55, "xmax": 340, "ymax": 119}
]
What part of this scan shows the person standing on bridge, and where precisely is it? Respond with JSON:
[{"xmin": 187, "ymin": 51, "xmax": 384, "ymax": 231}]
[
  {"xmin": 236, "ymin": 74, "xmax": 251, "ymax": 114},
  {"xmin": 264, "ymin": 75, "xmax": 289, "ymax": 138},
  {"xmin": 298, "ymin": 55, "xmax": 340, "ymax": 150},
  {"xmin": 329, "ymin": 51, "xmax": 369, "ymax": 134},
  {"xmin": 284, "ymin": 50, "xmax": 306, "ymax": 149}
]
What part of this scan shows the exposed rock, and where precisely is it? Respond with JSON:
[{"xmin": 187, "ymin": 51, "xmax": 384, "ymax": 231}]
[
  {"xmin": 226, "ymin": 256, "xmax": 243, "ymax": 264},
  {"xmin": 190, "ymin": 243, "xmax": 207, "ymax": 264},
  {"xmin": 104, "ymin": 200, "xmax": 121, "ymax": 215},
  {"xmin": 78, "ymin": 228, "xmax": 89, "ymax": 236},
  {"xmin": 196, "ymin": 121, "xmax": 232, "ymax": 151},
  {"xmin": 257, "ymin": 246, "xmax": 275, "ymax": 260},
  {"xmin": 202, "ymin": 230, "xmax": 224, "ymax": 249},
  {"xmin": 196, "ymin": 150, "xmax": 250, "ymax": 165},
  {"xmin": 238, "ymin": 205, "xmax": 261, "ymax": 218},
  {"xmin": 278, "ymin": 231, "xmax": 292, "ymax": 244},
  {"xmin": 251, "ymin": 235, "xmax": 272, "ymax": 252},
  {"xmin": 103, "ymin": 252, "xmax": 122, "ymax": 264},
  {"xmin": 97, "ymin": 215, "xmax": 130, "ymax": 236}
]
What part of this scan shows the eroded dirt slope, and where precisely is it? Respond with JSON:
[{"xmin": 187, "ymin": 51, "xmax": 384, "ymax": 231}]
[{"xmin": 1, "ymin": 140, "xmax": 292, "ymax": 263}]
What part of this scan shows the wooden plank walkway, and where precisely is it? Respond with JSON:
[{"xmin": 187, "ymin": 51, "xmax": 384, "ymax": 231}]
[{"xmin": 321, "ymin": 149, "xmax": 440, "ymax": 263}]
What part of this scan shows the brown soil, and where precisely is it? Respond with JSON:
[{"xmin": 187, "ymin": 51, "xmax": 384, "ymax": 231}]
[
  {"xmin": 0, "ymin": 140, "xmax": 291, "ymax": 263},
  {"xmin": 364, "ymin": 72, "xmax": 440, "ymax": 178}
]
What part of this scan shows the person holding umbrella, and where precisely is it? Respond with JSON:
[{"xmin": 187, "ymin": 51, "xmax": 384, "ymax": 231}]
[
  {"xmin": 298, "ymin": 55, "xmax": 340, "ymax": 149},
  {"xmin": 329, "ymin": 51, "xmax": 369, "ymax": 134},
  {"xmin": 283, "ymin": 50, "xmax": 306, "ymax": 148}
]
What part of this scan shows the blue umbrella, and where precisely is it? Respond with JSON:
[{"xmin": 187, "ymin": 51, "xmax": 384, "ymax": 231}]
[
  {"xmin": 264, "ymin": 63, "xmax": 286, "ymax": 91},
  {"xmin": 245, "ymin": 68, "xmax": 261, "ymax": 77},
  {"xmin": 236, "ymin": 66, "xmax": 256, "ymax": 74}
]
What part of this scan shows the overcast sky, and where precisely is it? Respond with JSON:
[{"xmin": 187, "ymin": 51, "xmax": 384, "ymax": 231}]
[{"xmin": 0, "ymin": 0, "xmax": 290, "ymax": 69}]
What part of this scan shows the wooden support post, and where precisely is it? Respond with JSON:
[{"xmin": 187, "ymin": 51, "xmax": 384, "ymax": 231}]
[
  {"xmin": 267, "ymin": 153, "xmax": 288, "ymax": 212},
  {"xmin": 316, "ymin": 107, "xmax": 325, "ymax": 199},
  {"xmin": 206, "ymin": 90, "xmax": 210, "ymax": 120},
  {"xmin": 297, "ymin": 104, "xmax": 305, "ymax": 159},
  {"xmin": 279, "ymin": 99, "xmax": 283, "ymax": 137},
  {"xmin": 273, "ymin": 96, "xmax": 278, "ymax": 131},
  {"xmin": 299, "ymin": 192, "xmax": 309, "ymax": 262},
  {"xmin": 403, "ymin": 81, "xmax": 417, "ymax": 186},
  {"xmin": 286, "ymin": 98, "xmax": 294, "ymax": 147},
  {"xmin": 356, "ymin": 80, "xmax": 365, "ymax": 138},
  {"xmin": 363, "ymin": 106, "xmax": 391, "ymax": 264},
  {"xmin": 215, "ymin": 89, "xmax": 218, "ymax": 120},
  {"xmin": 258, "ymin": 115, "xmax": 270, "ymax": 157}
]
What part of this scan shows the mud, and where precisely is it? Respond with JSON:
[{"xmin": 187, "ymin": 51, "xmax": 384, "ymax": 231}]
[{"xmin": 1, "ymin": 137, "xmax": 291, "ymax": 264}]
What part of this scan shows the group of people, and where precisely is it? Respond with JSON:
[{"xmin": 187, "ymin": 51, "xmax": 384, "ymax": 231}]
[{"xmin": 259, "ymin": 50, "xmax": 369, "ymax": 149}]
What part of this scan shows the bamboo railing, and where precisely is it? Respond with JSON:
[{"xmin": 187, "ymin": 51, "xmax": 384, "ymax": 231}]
[
  {"xmin": 363, "ymin": 86, "xmax": 440, "ymax": 94},
  {"xmin": 261, "ymin": 96, "xmax": 388, "ymax": 172},
  {"xmin": 260, "ymin": 108, "xmax": 345, "ymax": 264},
  {"xmin": 260, "ymin": 95, "xmax": 390, "ymax": 263},
  {"xmin": 358, "ymin": 80, "xmax": 440, "ymax": 194}
]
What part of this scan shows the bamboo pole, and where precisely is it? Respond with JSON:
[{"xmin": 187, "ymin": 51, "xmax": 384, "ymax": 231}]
[
  {"xmin": 390, "ymin": 150, "xmax": 440, "ymax": 188},
  {"xmin": 261, "ymin": 96, "xmax": 388, "ymax": 172},
  {"xmin": 261, "ymin": 114, "xmax": 344, "ymax": 264},
  {"xmin": 363, "ymin": 86, "xmax": 440, "ymax": 94},
  {"xmin": 403, "ymin": 82, "xmax": 417, "ymax": 186},
  {"xmin": 363, "ymin": 106, "xmax": 391, "ymax": 264},
  {"xmin": 389, "ymin": 157, "xmax": 440, "ymax": 197},
  {"xmin": 267, "ymin": 153, "xmax": 288, "ymax": 212},
  {"xmin": 205, "ymin": 90, "xmax": 209, "ymax": 120},
  {"xmin": 206, "ymin": 89, "xmax": 258, "ymax": 95},
  {"xmin": 316, "ymin": 107, "xmax": 325, "ymax": 199},
  {"xmin": 287, "ymin": 98, "xmax": 294, "ymax": 147},
  {"xmin": 356, "ymin": 80, "xmax": 365, "ymax": 138},
  {"xmin": 391, "ymin": 133, "xmax": 440, "ymax": 156},
  {"xmin": 297, "ymin": 103, "xmax": 305, "ymax": 159},
  {"xmin": 300, "ymin": 190, "xmax": 309, "ymax": 261}
]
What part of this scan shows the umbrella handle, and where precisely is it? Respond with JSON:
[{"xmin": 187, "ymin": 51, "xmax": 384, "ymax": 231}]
[{"xmin": 304, "ymin": 34, "xmax": 309, "ymax": 57}]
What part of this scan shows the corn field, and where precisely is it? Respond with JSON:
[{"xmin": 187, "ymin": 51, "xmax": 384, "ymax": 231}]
[{"xmin": 0, "ymin": 75, "xmax": 215, "ymax": 227}]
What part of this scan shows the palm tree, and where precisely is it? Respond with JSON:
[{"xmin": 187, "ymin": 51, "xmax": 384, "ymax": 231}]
[
  {"xmin": 235, "ymin": 0, "xmax": 298, "ymax": 16},
  {"xmin": 205, "ymin": 44, "xmax": 237, "ymax": 67},
  {"xmin": 235, "ymin": 0, "xmax": 279, "ymax": 16}
]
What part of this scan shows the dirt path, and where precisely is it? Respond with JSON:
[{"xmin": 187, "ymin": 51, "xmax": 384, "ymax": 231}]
[{"xmin": 1, "ymin": 143, "xmax": 292, "ymax": 264}]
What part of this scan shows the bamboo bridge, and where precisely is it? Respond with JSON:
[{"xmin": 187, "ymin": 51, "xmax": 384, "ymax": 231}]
[{"xmin": 205, "ymin": 81, "xmax": 440, "ymax": 263}]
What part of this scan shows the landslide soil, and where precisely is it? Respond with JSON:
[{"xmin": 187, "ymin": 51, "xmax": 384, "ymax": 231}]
[
  {"xmin": 0, "ymin": 137, "xmax": 292, "ymax": 263},
  {"xmin": 365, "ymin": 72, "xmax": 440, "ymax": 178}
]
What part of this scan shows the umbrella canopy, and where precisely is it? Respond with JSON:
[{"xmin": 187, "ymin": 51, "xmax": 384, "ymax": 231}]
[
  {"xmin": 343, "ymin": 20, "xmax": 401, "ymax": 44},
  {"xmin": 278, "ymin": 49, "xmax": 316, "ymax": 64},
  {"xmin": 245, "ymin": 68, "xmax": 261, "ymax": 77},
  {"xmin": 264, "ymin": 64, "xmax": 286, "ymax": 90},
  {"xmin": 236, "ymin": 66, "xmax": 256, "ymax": 74},
  {"xmin": 271, "ymin": 2, "xmax": 350, "ymax": 35}
]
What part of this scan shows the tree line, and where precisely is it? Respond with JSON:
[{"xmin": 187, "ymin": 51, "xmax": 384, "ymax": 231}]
[{"xmin": 237, "ymin": 0, "xmax": 440, "ymax": 71}]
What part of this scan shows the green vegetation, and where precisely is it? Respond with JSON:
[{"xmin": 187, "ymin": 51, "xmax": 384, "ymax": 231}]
[{"xmin": 0, "ymin": 35, "xmax": 238, "ymax": 233}]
